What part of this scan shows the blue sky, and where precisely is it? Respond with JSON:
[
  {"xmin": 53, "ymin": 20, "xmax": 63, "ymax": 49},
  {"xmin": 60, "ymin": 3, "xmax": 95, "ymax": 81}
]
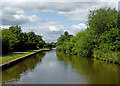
[
  {"xmin": 24, "ymin": 11, "xmax": 87, "ymax": 26},
  {"xmin": 35, "ymin": 12, "xmax": 87, "ymax": 25}
]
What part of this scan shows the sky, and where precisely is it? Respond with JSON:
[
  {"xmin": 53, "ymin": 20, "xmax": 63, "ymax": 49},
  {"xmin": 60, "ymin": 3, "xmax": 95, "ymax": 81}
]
[{"xmin": 0, "ymin": 0, "xmax": 119, "ymax": 42}]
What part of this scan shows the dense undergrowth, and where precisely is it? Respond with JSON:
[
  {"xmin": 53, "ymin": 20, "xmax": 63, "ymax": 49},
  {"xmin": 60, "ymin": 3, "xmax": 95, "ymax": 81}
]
[{"xmin": 56, "ymin": 8, "xmax": 120, "ymax": 64}]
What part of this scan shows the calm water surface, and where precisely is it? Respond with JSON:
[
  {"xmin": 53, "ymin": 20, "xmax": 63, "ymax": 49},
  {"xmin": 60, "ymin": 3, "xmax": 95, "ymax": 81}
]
[{"xmin": 2, "ymin": 49, "xmax": 120, "ymax": 84}]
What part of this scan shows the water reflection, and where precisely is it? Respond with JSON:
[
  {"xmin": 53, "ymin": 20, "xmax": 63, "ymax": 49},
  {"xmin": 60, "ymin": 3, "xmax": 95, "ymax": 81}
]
[
  {"xmin": 2, "ymin": 50, "xmax": 120, "ymax": 84},
  {"xmin": 56, "ymin": 51, "xmax": 120, "ymax": 84},
  {"xmin": 2, "ymin": 52, "xmax": 46, "ymax": 84}
]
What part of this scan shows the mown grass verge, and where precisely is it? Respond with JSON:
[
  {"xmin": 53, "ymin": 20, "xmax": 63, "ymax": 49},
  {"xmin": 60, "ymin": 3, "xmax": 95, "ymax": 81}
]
[{"xmin": 0, "ymin": 48, "xmax": 50, "ymax": 64}]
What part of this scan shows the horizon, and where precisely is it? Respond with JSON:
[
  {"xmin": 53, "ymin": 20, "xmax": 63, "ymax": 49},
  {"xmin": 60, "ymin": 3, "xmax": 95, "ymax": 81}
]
[{"xmin": 0, "ymin": 1, "xmax": 119, "ymax": 42}]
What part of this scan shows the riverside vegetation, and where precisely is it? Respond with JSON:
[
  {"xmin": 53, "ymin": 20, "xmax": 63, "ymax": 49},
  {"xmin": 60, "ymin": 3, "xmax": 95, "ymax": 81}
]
[
  {"xmin": 56, "ymin": 8, "xmax": 120, "ymax": 64},
  {"xmin": 1, "ymin": 25, "xmax": 56, "ymax": 54},
  {"xmin": 0, "ymin": 25, "xmax": 56, "ymax": 64}
]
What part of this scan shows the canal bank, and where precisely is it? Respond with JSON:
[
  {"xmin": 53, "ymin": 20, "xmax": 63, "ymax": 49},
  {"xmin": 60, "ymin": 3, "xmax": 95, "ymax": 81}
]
[
  {"xmin": 57, "ymin": 49, "xmax": 120, "ymax": 65},
  {"xmin": 0, "ymin": 48, "xmax": 50, "ymax": 70}
]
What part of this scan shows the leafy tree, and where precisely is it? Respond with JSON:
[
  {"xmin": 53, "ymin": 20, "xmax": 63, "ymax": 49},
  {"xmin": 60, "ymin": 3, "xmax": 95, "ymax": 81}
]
[
  {"xmin": 2, "ymin": 26, "xmax": 46, "ymax": 54},
  {"xmin": 27, "ymin": 31, "xmax": 44, "ymax": 50},
  {"xmin": 56, "ymin": 7, "xmax": 120, "ymax": 63},
  {"xmin": 88, "ymin": 8, "xmax": 118, "ymax": 34},
  {"xmin": 57, "ymin": 31, "xmax": 73, "ymax": 46},
  {"xmin": 9, "ymin": 25, "xmax": 22, "ymax": 35},
  {"xmin": 64, "ymin": 31, "xmax": 69, "ymax": 36},
  {"xmin": 2, "ymin": 29, "xmax": 17, "ymax": 53}
]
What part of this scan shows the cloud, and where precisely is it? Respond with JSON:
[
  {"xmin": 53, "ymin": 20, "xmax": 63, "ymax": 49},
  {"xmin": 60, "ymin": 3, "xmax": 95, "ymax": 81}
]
[
  {"xmin": 49, "ymin": 26, "xmax": 61, "ymax": 32},
  {"xmin": 71, "ymin": 23, "xmax": 87, "ymax": 30},
  {"xmin": 21, "ymin": 20, "xmax": 87, "ymax": 41},
  {"xmin": 1, "ymin": 1, "xmax": 119, "ymax": 42},
  {"xmin": 118, "ymin": 1, "xmax": 120, "ymax": 11},
  {"xmin": 65, "ymin": 23, "xmax": 87, "ymax": 35},
  {"xmin": 1, "ymin": 0, "xmax": 119, "ymax": 2},
  {"xmin": 58, "ymin": 2, "xmax": 118, "ymax": 22},
  {"xmin": 21, "ymin": 21, "xmax": 65, "ymax": 42},
  {"xmin": 21, "ymin": 21, "xmax": 87, "ymax": 42},
  {"xmin": 1, "ymin": 2, "xmax": 118, "ymax": 25},
  {"xmin": 2, "ymin": 7, "xmax": 39, "ymax": 25}
]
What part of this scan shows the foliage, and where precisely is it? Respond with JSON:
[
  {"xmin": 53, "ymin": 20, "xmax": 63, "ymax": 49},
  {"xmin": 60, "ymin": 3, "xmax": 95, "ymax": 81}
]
[
  {"xmin": 2, "ymin": 25, "xmax": 46, "ymax": 54},
  {"xmin": 45, "ymin": 42, "xmax": 56, "ymax": 49},
  {"xmin": 57, "ymin": 31, "xmax": 73, "ymax": 46},
  {"xmin": 2, "ymin": 29, "xmax": 17, "ymax": 53},
  {"xmin": 56, "ymin": 8, "xmax": 120, "ymax": 63}
]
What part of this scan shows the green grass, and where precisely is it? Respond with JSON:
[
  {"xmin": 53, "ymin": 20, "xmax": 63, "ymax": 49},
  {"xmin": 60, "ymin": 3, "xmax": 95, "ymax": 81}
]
[{"xmin": 0, "ymin": 48, "xmax": 50, "ymax": 64}]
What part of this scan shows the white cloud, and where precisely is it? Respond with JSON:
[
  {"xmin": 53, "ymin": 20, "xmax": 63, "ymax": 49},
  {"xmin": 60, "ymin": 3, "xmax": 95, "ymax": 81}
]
[
  {"xmin": 2, "ymin": 7, "xmax": 39, "ymax": 25},
  {"xmin": 0, "ymin": 25, "xmax": 10, "ymax": 29},
  {"xmin": 72, "ymin": 23, "xmax": 87, "ymax": 30},
  {"xmin": 22, "ymin": 22, "xmax": 86, "ymax": 42},
  {"xmin": 22, "ymin": 21, "xmax": 87, "ymax": 42},
  {"xmin": 1, "ymin": 0, "xmax": 119, "ymax": 2},
  {"xmin": 16, "ymin": 10, "xmax": 24, "ymax": 15},
  {"xmin": 58, "ymin": 8, "xmax": 89, "ymax": 21},
  {"xmin": 14, "ymin": 15, "xmax": 25, "ymax": 20},
  {"xmin": 66, "ymin": 23, "xmax": 87, "ymax": 35},
  {"xmin": 118, "ymin": 1, "xmax": 120, "ymax": 11},
  {"xmin": 49, "ymin": 26, "xmax": 61, "ymax": 32},
  {"xmin": 1, "ymin": 2, "xmax": 118, "ymax": 25},
  {"xmin": 29, "ymin": 15, "xmax": 38, "ymax": 22},
  {"xmin": 21, "ymin": 21, "xmax": 65, "ymax": 42}
]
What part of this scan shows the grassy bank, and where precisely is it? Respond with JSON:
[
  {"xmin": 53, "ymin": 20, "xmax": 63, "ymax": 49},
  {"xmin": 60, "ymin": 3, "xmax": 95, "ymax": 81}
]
[{"xmin": 0, "ymin": 48, "xmax": 50, "ymax": 64}]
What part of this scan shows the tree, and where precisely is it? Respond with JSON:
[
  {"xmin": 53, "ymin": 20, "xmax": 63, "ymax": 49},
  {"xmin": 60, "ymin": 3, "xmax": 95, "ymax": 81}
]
[
  {"xmin": 2, "ymin": 26, "xmax": 46, "ymax": 53},
  {"xmin": 56, "ymin": 7, "xmax": 120, "ymax": 63},
  {"xmin": 2, "ymin": 29, "xmax": 17, "ymax": 53},
  {"xmin": 88, "ymin": 8, "xmax": 118, "ymax": 34},
  {"xmin": 64, "ymin": 31, "xmax": 69, "ymax": 36},
  {"xmin": 9, "ymin": 25, "xmax": 24, "ymax": 51},
  {"xmin": 57, "ymin": 31, "xmax": 73, "ymax": 46}
]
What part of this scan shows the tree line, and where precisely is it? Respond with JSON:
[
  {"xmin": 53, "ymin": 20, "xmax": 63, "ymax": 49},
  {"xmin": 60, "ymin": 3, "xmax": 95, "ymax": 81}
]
[
  {"xmin": 56, "ymin": 8, "xmax": 120, "ymax": 63},
  {"xmin": 1, "ymin": 25, "xmax": 56, "ymax": 54}
]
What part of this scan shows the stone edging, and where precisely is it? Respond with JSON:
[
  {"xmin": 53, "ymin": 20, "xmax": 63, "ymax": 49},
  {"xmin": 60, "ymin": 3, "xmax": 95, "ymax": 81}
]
[{"xmin": 0, "ymin": 49, "xmax": 50, "ymax": 70}]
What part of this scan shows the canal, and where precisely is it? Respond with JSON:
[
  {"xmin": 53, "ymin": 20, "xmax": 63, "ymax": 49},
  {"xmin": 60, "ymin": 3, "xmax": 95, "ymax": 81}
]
[{"xmin": 2, "ymin": 49, "xmax": 120, "ymax": 84}]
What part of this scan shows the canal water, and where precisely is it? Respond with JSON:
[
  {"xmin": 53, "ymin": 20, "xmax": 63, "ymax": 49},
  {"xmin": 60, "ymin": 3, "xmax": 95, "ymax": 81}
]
[{"xmin": 2, "ymin": 49, "xmax": 120, "ymax": 84}]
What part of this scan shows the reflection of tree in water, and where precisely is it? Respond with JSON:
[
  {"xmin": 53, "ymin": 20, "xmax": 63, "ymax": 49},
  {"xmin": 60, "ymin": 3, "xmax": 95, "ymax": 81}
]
[
  {"xmin": 56, "ymin": 51, "xmax": 120, "ymax": 84},
  {"xmin": 0, "ymin": 72, "xmax": 2, "ymax": 84},
  {"xmin": 2, "ymin": 52, "xmax": 46, "ymax": 84}
]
